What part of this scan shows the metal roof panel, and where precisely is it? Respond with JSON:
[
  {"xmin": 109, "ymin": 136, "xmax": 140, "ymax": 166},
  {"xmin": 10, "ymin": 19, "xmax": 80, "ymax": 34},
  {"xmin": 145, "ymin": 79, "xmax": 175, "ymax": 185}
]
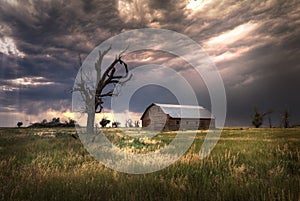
[{"xmin": 154, "ymin": 103, "xmax": 214, "ymax": 119}]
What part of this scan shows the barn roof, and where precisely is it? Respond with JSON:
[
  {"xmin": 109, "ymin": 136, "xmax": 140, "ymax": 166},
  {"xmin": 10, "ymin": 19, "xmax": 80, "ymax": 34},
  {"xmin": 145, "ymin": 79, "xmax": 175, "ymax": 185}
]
[{"xmin": 141, "ymin": 103, "xmax": 214, "ymax": 119}]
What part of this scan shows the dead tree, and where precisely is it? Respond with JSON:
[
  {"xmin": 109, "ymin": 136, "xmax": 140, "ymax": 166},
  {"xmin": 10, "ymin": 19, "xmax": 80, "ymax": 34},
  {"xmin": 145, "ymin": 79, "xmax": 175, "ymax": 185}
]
[
  {"xmin": 134, "ymin": 121, "xmax": 140, "ymax": 127},
  {"xmin": 73, "ymin": 47, "xmax": 132, "ymax": 134},
  {"xmin": 281, "ymin": 109, "xmax": 291, "ymax": 128},
  {"xmin": 100, "ymin": 118, "xmax": 111, "ymax": 127},
  {"xmin": 252, "ymin": 108, "xmax": 272, "ymax": 128},
  {"xmin": 112, "ymin": 121, "xmax": 121, "ymax": 128},
  {"xmin": 17, "ymin": 121, "xmax": 23, "ymax": 128},
  {"xmin": 125, "ymin": 119, "xmax": 133, "ymax": 128},
  {"xmin": 268, "ymin": 116, "xmax": 273, "ymax": 128}
]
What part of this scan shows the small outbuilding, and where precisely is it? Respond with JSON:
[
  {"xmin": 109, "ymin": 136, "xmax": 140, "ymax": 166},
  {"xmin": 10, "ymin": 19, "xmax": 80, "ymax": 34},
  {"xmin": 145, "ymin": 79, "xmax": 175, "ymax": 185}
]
[{"xmin": 140, "ymin": 103, "xmax": 215, "ymax": 131}]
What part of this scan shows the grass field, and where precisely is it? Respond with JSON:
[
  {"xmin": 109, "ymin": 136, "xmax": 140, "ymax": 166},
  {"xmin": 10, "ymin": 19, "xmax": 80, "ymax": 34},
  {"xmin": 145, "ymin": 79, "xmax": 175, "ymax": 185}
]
[{"xmin": 0, "ymin": 127, "xmax": 299, "ymax": 201}]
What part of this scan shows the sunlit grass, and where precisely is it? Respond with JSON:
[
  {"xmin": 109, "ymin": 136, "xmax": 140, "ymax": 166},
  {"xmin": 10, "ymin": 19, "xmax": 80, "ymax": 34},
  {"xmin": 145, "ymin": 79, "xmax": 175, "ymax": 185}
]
[{"xmin": 0, "ymin": 127, "xmax": 299, "ymax": 201}]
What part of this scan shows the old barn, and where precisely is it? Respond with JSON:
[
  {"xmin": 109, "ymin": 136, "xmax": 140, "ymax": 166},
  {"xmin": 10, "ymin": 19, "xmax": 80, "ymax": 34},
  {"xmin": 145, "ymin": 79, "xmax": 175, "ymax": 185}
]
[{"xmin": 140, "ymin": 103, "xmax": 215, "ymax": 131}]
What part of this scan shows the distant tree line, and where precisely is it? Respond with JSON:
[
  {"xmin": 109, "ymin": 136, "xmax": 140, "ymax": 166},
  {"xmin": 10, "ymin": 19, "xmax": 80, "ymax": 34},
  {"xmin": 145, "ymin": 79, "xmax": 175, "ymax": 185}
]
[
  {"xmin": 98, "ymin": 117, "xmax": 140, "ymax": 128},
  {"xmin": 25, "ymin": 118, "xmax": 77, "ymax": 128},
  {"xmin": 18, "ymin": 117, "xmax": 141, "ymax": 128},
  {"xmin": 251, "ymin": 107, "xmax": 293, "ymax": 128}
]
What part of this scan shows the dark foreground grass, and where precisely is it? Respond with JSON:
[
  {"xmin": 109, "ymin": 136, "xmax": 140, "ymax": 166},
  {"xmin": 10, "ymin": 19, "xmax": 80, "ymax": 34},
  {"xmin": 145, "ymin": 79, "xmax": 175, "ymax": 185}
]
[{"xmin": 0, "ymin": 127, "xmax": 299, "ymax": 201}]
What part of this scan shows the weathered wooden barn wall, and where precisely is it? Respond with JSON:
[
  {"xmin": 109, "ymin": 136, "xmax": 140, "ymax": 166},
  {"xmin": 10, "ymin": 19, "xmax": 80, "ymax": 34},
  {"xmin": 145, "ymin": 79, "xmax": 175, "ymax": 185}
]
[
  {"xmin": 164, "ymin": 118, "xmax": 214, "ymax": 131},
  {"xmin": 141, "ymin": 104, "xmax": 167, "ymax": 130}
]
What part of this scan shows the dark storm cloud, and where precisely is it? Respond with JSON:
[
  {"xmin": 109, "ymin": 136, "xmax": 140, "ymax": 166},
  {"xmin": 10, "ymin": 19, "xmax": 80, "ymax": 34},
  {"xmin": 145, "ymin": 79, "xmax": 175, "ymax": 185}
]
[
  {"xmin": 0, "ymin": 0, "xmax": 299, "ymax": 126},
  {"xmin": 181, "ymin": 0, "xmax": 300, "ymax": 126},
  {"xmin": 0, "ymin": 0, "xmax": 123, "ymax": 117},
  {"xmin": 0, "ymin": 83, "xmax": 70, "ymax": 114},
  {"xmin": 0, "ymin": 0, "xmax": 128, "ymax": 60},
  {"xmin": 148, "ymin": 0, "xmax": 186, "ymax": 25},
  {"xmin": 219, "ymin": 32, "xmax": 300, "ymax": 126}
]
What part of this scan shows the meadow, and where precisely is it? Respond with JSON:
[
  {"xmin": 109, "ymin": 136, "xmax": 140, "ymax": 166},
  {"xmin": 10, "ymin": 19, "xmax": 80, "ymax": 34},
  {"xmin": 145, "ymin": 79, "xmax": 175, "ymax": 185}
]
[{"xmin": 0, "ymin": 127, "xmax": 299, "ymax": 201}]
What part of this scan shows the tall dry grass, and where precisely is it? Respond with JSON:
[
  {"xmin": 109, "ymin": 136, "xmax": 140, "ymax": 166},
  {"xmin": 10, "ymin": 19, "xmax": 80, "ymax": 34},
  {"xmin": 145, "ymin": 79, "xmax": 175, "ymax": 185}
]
[{"xmin": 0, "ymin": 127, "xmax": 299, "ymax": 201}]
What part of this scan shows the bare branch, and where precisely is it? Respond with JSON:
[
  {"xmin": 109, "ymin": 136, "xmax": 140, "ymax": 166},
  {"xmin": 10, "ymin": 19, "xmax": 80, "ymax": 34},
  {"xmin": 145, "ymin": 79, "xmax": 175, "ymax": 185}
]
[{"xmin": 71, "ymin": 47, "xmax": 132, "ymax": 133}]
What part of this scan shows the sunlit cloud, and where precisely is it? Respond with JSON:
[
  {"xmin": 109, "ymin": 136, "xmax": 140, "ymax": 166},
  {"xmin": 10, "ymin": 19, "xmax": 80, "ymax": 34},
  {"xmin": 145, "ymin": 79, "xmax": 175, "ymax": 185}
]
[
  {"xmin": 117, "ymin": 0, "xmax": 169, "ymax": 28},
  {"xmin": 8, "ymin": 76, "xmax": 55, "ymax": 87},
  {"xmin": 212, "ymin": 46, "xmax": 254, "ymax": 63},
  {"xmin": 1, "ymin": 76, "xmax": 56, "ymax": 92},
  {"xmin": 1, "ymin": 85, "xmax": 18, "ymax": 92},
  {"xmin": 204, "ymin": 22, "xmax": 258, "ymax": 49},
  {"xmin": 117, "ymin": 0, "xmax": 151, "ymax": 23},
  {"xmin": 1, "ymin": 76, "xmax": 56, "ymax": 93},
  {"xmin": 124, "ymin": 51, "xmax": 171, "ymax": 65},
  {"xmin": 0, "ymin": 106, "xmax": 16, "ymax": 112},
  {"xmin": 2, "ymin": 0, "xmax": 19, "ymax": 7},
  {"xmin": 0, "ymin": 36, "xmax": 25, "ymax": 58},
  {"xmin": 185, "ymin": 0, "xmax": 213, "ymax": 11},
  {"xmin": 201, "ymin": 22, "xmax": 260, "ymax": 64}
]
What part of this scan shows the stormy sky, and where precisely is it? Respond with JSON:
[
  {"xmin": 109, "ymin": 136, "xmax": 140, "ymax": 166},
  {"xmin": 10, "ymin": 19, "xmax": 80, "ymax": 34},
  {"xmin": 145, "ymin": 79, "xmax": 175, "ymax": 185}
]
[{"xmin": 0, "ymin": 0, "xmax": 299, "ymax": 127}]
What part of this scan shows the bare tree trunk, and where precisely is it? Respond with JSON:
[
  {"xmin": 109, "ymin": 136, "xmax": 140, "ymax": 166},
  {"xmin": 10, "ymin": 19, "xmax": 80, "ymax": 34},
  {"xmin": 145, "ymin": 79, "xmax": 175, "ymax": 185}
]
[
  {"xmin": 73, "ymin": 49, "xmax": 131, "ymax": 135},
  {"xmin": 86, "ymin": 97, "xmax": 96, "ymax": 134},
  {"xmin": 87, "ymin": 111, "xmax": 95, "ymax": 134},
  {"xmin": 268, "ymin": 117, "xmax": 272, "ymax": 128}
]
